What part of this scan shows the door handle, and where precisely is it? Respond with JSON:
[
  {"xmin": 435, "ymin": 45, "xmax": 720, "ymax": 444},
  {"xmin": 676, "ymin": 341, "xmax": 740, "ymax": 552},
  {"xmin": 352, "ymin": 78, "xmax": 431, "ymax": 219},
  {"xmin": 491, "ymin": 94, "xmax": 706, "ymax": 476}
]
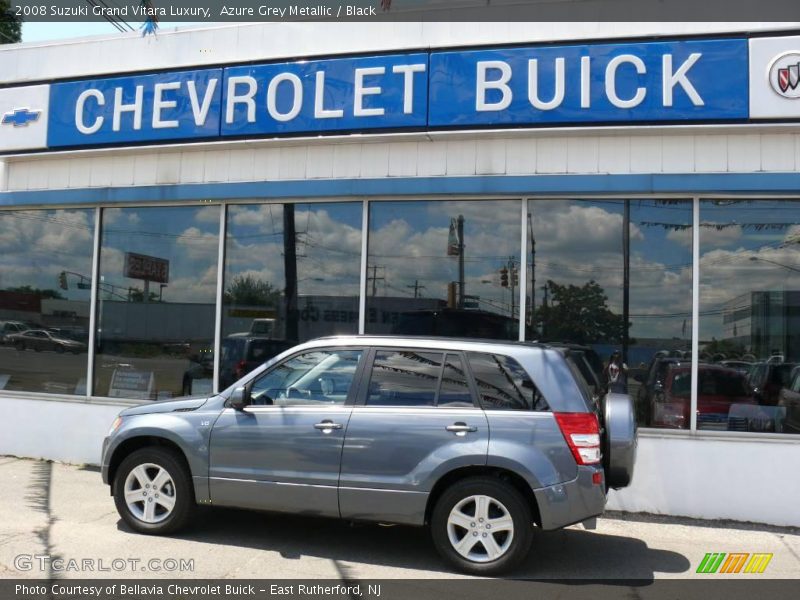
[
  {"xmin": 446, "ymin": 422, "xmax": 478, "ymax": 436},
  {"xmin": 314, "ymin": 421, "xmax": 343, "ymax": 432}
]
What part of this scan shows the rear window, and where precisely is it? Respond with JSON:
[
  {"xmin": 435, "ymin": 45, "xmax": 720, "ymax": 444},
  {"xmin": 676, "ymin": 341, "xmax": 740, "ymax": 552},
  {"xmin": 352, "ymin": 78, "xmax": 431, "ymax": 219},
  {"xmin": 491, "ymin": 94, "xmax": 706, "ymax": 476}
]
[
  {"xmin": 466, "ymin": 353, "xmax": 549, "ymax": 411},
  {"xmin": 563, "ymin": 354, "xmax": 599, "ymax": 411},
  {"xmin": 671, "ymin": 371, "xmax": 691, "ymax": 397}
]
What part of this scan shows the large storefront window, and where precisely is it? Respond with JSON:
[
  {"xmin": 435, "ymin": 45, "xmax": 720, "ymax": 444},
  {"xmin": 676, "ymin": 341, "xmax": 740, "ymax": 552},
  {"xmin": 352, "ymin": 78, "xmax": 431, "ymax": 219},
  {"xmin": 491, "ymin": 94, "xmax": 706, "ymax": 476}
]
[
  {"xmin": 365, "ymin": 200, "xmax": 521, "ymax": 340},
  {"xmin": 700, "ymin": 199, "xmax": 800, "ymax": 434},
  {"xmin": 221, "ymin": 202, "xmax": 362, "ymax": 388},
  {"xmin": 0, "ymin": 209, "xmax": 94, "ymax": 395},
  {"xmin": 526, "ymin": 199, "xmax": 694, "ymax": 429},
  {"xmin": 93, "ymin": 206, "xmax": 220, "ymax": 400}
]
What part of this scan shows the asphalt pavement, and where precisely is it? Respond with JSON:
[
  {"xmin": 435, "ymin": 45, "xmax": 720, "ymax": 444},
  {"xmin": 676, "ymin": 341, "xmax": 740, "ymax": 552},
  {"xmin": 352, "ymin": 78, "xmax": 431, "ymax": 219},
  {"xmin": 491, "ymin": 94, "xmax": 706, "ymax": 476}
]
[{"xmin": 1, "ymin": 456, "xmax": 798, "ymax": 581}]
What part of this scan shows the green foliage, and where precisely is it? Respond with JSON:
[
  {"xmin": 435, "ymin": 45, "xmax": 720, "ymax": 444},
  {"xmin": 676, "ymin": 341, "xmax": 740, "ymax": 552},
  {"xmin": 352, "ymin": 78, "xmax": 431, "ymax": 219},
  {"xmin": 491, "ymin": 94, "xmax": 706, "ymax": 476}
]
[
  {"xmin": 0, "ymin": 1, "xmax": 22, "ymax": 44},
  {"xmin": 224, "ymin": 274, "xmax": 281, "ymax": 307},
  {"xmin": 128, "ymin": 288, "xmax": 161, "ymax": 303},
  {"xmin": 6, "ymin": 285, "xmax": 65, "ymax": 300},
  {"xmin": 537, "ymin": 279, "xmax": 629, "ymax": 345}
]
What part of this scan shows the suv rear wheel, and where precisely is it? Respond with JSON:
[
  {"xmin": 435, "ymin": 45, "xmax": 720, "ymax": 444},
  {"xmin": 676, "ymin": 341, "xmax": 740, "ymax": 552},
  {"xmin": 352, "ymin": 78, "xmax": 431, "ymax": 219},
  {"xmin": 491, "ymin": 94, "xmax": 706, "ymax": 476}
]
[
  {"xmin": 431, "ymin": 476, "xmax": 533, "ymax": 575},
  {"xmin": 113, "ymin": 447, "xmax": 195, "ymax": 535}
]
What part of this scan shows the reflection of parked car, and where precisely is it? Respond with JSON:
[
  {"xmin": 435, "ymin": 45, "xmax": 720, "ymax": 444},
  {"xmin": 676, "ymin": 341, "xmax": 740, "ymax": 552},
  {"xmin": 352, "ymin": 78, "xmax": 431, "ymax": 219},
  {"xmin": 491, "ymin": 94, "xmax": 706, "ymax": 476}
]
[
  {"xmin": 651, "ymin": 365, "xmax": 755, "ymax": 429},
  {"xmin": 46, "ymin": 326, "xmax": 88, "ymax": 345},
  {"xmin": 219, "ymin": 336, "xmax": 294, "ymax": 390},
  {"xmin": 719, "ymin": 360, "xmax": 753, "ymax": 377},
  {"xmin": 0, "ymin": 320, "xmax": 28, "ymax": 344},
  {"xmin": 102, "ymin": 336, "xmax": 636, "ymax": 575},
  {"xmin": 181, "ymin": 349, "xmax": 214, "ymax": 396},
  {"xmin": 748, "ymin": 362, "xmax": 798, "ymax": 406},
  {"xmin": 779, "ymin": 367, "xmax": 800, "ymax": 434},
  {"xmin": 636, "ymin": 357, "xmax": 686, "ymax": 426},
  {"xmin": 7, "ymin": 329, "xmax": 87, "ymax": 354}
]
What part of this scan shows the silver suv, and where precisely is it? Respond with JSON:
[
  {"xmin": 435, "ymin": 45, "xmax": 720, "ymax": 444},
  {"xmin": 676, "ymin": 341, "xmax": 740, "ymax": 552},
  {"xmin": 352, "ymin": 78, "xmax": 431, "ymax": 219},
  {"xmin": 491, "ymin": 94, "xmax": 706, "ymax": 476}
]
[{"xmin": 101, "ymin": 336, "xmax": 636, "ymax": 575}]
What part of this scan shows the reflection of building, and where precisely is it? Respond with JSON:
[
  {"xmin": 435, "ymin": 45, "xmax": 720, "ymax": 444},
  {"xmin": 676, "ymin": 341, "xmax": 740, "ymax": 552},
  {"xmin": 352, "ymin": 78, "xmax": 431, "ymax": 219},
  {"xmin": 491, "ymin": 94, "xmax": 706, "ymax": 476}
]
[
  {"xmin": 2, "ymin": 23, "xmax": 800, "ymax": 530},
  {"xmin": 722, "ymin": 291, "xmax": 800, "ymax": 361}
]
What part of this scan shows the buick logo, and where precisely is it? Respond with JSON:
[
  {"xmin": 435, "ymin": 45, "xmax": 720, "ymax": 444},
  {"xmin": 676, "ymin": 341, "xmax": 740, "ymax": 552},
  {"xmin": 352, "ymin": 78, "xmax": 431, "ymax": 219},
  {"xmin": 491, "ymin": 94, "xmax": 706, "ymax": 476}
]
[{"xmin": 768, "ymin": 51, "xmax": 800, "ymax": 99}]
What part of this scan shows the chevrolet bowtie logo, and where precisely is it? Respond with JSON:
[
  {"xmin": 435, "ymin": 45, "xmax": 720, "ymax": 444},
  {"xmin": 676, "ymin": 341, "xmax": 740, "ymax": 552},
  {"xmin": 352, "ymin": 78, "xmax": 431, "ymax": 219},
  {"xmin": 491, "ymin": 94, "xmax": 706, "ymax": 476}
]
[{"xmin": 2, "ymin": 108, "xmax": 41, "ymax": 127}]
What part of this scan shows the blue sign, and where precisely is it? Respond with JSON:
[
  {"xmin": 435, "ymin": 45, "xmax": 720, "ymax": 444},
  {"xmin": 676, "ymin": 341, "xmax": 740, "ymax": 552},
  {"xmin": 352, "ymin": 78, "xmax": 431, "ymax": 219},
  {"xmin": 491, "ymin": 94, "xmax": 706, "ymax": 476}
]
[
  {"xmin": 43, "ymin": 38, "xmax": 750, "ymax": 150},
  {"xmin": 48, "ymin": 68, "xmax": 223, "ymax": 148},
  {"xmin": 429, "ymin": 39, "xmax": 749, "ymax": 126},
  {"xmin": 222, "ymin": 53, "xmax": 429, "ymax": 136}
]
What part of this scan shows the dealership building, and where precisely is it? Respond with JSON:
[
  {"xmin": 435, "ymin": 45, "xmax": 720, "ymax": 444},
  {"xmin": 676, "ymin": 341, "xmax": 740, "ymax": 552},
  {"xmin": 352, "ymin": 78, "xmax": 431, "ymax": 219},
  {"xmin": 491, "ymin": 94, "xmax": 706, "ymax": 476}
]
[{"xmin": 1, "ymin": 22, "xmax": 799, "ymax": 526}]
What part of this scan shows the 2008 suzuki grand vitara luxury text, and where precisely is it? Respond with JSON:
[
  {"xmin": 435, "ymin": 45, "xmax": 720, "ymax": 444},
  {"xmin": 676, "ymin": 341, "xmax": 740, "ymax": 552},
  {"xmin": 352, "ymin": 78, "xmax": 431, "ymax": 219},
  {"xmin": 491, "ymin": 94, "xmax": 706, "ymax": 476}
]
[{"xmin": 102, "ymin": 336, "xmax": 636, "ymax": 575}]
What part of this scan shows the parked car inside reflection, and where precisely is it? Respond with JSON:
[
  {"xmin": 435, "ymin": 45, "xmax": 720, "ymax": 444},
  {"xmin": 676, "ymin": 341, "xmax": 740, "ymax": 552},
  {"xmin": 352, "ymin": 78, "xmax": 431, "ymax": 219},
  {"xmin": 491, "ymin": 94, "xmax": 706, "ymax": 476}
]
[
  {"xmin": 7, "ymin": 329, "xmax": 87, "ymax": 354},
  {"xmin": 650, "ymin": 364, "xmax": 755, "ymax": 430}
]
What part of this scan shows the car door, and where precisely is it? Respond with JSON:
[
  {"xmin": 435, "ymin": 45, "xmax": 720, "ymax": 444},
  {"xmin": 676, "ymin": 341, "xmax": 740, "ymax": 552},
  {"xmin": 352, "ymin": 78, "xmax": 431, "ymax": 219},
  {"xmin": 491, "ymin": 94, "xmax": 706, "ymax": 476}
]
[
  {"xmin": 339, "ymin": 348, "xmax": 489, "ymax": 525},
  {"xmin": 208, "ymin": 347, "xmax": 365, "ymax": 517},
  {"xmin": 29, "ymin": 331, "xmax": 45, "ymax": 351}
]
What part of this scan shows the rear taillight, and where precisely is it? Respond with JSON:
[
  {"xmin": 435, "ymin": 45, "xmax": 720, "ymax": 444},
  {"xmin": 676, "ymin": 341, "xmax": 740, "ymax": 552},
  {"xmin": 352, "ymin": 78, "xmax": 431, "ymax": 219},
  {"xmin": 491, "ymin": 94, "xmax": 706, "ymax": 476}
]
[{"xmin": 554, "ymin": 412, "xmax": 601, "ymax": 465}]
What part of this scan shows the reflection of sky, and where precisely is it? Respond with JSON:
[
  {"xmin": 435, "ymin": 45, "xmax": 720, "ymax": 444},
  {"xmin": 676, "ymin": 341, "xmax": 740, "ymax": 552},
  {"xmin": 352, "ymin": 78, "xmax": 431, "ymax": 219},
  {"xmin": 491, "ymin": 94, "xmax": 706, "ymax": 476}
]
[
  {"xmin": 99, "ymin": 206, "xmax": 220, "ymax": 303},
  {"xmin": 699, "ymin": 200, "xmax": 800, "ymax": 340},
  {"xmin": 5, "ymin": 199, "xmax": 797, "ymax": 347},
  {"xmin": 368, "ymin": 200, "xmax": 521, "ymax": 316},
  {"xmin": 530, "ymin": 199, "xmax": 693, "ymax": 341},
  {"xmin": 225, "ymin": 202, "xmax": 363, "ymax": 298},
  {"xmin": 0, "ymin": 209, "xmax": 95, "ymax": 303}
]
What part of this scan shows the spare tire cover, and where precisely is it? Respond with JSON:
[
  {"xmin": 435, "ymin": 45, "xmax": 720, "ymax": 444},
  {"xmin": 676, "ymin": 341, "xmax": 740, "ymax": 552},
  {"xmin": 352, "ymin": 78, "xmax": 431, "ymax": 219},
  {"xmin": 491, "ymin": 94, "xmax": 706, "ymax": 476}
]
[{"xmin": 602, "ymin": 392, "xmax": 637, "ymax": 489}]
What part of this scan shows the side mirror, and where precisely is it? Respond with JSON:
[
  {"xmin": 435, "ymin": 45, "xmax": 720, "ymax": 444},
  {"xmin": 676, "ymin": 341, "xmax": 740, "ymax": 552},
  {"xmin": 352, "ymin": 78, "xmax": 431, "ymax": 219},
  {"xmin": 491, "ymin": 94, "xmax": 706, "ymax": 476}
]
[{"xmin": 229, "ymin": 386, "xmax": 250, "ymax": 410}]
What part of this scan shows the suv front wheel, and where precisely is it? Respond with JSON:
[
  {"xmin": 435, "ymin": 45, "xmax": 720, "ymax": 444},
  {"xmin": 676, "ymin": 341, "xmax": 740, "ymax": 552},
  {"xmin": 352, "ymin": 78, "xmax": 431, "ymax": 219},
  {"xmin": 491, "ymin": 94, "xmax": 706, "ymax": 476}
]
[
  {"xmin": 431, "ymin": 476, "xmax": 534, "ymax": 575},
  {"xmin": 113, "ymin": 447, "xmax": 195, "ymax": 535}
]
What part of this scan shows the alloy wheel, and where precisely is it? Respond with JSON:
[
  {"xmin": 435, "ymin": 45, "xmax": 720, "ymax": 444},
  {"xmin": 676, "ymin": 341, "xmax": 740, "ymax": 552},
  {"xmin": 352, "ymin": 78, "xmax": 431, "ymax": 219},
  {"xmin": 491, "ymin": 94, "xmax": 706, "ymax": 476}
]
[
  {"xmin": 123, "ymin": 463, "xmax": 177, "ymax": 524},
  {"xmin": 446, "ymin": 494, "xmax": 514, "ymax": 563}
]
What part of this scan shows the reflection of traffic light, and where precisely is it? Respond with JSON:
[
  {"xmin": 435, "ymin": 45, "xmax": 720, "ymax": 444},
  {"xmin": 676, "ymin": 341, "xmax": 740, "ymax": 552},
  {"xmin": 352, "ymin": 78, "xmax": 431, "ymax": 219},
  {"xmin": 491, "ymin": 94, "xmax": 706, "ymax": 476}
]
[
  {"xmin": 511, "ymin": 268, "xmax": 519, "ymax": 288},
  {"xmin": 58, "ymin": 271, "xmax": 68, "ymax": 290},
  {"xmin": 500, "ymin": 267, "xmax": 509, "ymax": 288}
]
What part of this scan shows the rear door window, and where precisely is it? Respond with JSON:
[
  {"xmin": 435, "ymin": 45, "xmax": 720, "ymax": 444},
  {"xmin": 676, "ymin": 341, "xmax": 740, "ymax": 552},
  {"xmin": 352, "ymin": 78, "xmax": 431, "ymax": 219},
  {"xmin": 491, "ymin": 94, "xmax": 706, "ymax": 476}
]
[
  {"xmin": 366, "ymin": 350, "xmax": 441, "ymax": 407},
  {"xmin": 365, "ymin": 350, "xmax": 477, "ymax": 408},
  {"xmin": 466, "ymin": 353, "xmax": 549, "ymax": 411},
  {"xmin": 437, "ymin": 354, "xmax": 473, "ymax": 408}
]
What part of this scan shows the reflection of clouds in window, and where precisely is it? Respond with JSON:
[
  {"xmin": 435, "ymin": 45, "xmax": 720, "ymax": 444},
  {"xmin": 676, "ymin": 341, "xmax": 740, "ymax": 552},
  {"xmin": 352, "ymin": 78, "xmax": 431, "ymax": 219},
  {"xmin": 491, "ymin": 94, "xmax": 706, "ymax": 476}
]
[
  {"xmin": 528, "ymin": 200, "xmax": 693, "ymax": 340},
  {"xmin": 368, "ymin": 200, "xmax": 521, "ymax": 308},
  {"xmin": 699, "ymin": 200, "xmax": 800, "ymax": 341},
  {"xmin": 99, "ymin": 207, "xmax": 220, "ymax": 303},
  {"xmin": 531, "ymin": 202, "xmax": 643, "ymax": 257},
  {"xmin": 668, "ymin": 223, "xmax": 741, "ymax": 248},
  {"xmin": 225, "ymin": 204, "xmax": 362, "ymax": 296},
  {"xmin": 0, "ymin": 210, "xmax": 94, "ymax": 295}
]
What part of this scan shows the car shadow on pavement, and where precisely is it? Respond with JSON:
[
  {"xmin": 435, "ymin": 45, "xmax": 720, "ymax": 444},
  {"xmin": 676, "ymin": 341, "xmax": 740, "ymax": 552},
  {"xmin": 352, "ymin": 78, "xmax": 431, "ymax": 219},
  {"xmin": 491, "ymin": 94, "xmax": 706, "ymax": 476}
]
[{"xmin": 116, "ymin": 507, "xmax": 690, "ymax": 580}]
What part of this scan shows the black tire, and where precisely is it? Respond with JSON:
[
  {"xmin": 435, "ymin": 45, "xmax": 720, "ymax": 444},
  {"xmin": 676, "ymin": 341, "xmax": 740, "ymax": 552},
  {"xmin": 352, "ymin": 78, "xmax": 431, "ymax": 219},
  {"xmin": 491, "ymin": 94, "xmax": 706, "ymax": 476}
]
[
  {"xmin": 113, "ymin": 447, "xmax": 195, "ymax": 535},
  {"xmin": 431, "ymin": 476, "xmax": 534, "ymax": 576}
]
